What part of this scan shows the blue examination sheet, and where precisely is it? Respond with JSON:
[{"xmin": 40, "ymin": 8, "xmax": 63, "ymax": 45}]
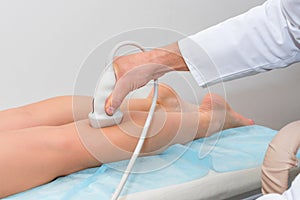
[{"xmin": 6, "ymin": 125, "xmax": 285, "ymax": 200}]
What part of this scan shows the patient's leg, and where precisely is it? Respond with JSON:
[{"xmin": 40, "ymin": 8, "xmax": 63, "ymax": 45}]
[
  {"xmin": 0, "ymin": 85, "xmax": 253, "ymax": 198},
  {"xmin": 0, "ymin": 96, "xmax": 93, "ymax": 131},
  {"xmin": 0, "ymin": 125, "xmax": 98, "ymax": 198},
  {"xmin": 142, "ymin": 84, "xmax": 254, "ymax": 139}
]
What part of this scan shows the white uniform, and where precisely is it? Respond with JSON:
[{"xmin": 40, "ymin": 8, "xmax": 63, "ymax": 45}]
[
  {"xmin": 178, "ymin": 0, "xmax": 300, "ymax": 199},
  {"xmin": 178, "ymin": 0, "xmax": 300, "ymax": 87}
]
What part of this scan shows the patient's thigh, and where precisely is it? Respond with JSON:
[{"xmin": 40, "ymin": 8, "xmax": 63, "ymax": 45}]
[{"xmin": 0, "ymin": 96, "xmax": 93, "ymax": 132}]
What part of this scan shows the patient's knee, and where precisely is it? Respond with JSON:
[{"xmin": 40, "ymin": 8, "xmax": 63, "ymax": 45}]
[{"xmin": 40, "ymin": 126, "xmax": 75, "ymax": 153}]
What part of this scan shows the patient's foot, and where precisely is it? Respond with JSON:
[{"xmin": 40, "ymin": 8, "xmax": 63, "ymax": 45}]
[
  {"xmin": 149, "ymin": 84, "xmax": 254, "ymax": 138},
  {"xmin": 198, "ymin": 93, "xmax": 254, "ymax": 138}
]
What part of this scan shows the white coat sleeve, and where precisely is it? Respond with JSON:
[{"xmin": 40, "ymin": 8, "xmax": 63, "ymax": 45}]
[{"xmin": 178, "ymin": 0, "xmax": 300, "ymax": 86}]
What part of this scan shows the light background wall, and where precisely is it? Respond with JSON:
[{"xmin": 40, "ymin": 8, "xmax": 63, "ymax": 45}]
[{"xmin": 0, "ymin": 0, "xmax": 299, "ymax": 130}]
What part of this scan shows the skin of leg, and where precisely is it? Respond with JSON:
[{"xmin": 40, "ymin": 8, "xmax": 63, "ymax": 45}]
[
  {"xmin": 0, "ymin": 85, "xmax": 200, "ymax": 197},
  {"xmin": 0, "ymin": 96, "xmax": 93, "ymax": 132},
  {"xmin": 0, "ymin": 125, "xmax": 98, "ymax": 198},
  {"xmin": 0, "ymin": 84, "xmax": 253, "ymax": 198}
]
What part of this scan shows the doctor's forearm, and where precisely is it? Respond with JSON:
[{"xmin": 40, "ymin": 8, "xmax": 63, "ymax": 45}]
[
  {"xmin": 114, "ymin": 42, "xmax": 189, "ymax": 81},
  {"xmin": 150, "ymin": 43, "xmax": 189, "ymax": 72}
]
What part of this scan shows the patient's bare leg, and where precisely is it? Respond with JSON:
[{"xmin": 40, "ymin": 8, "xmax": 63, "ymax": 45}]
[
  {"xmin": 0, "ymin": 124, "xmax": 97, "ymax": 198},
  {"xmin": 143, "ymin": 84, "xmax": 254, "ymax": 139},
  {"xmin": 0, "ymin": 85, "xmax": 253, "ymax": 198},
  {"xmin": 0, "ymin": 96, "xmax": 92, "ymax": 131}
]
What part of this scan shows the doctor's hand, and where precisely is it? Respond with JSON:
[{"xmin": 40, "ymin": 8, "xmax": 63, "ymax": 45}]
[{"xmin": 105, "ymin": 42, "xmax": 189, "ymax": 116}]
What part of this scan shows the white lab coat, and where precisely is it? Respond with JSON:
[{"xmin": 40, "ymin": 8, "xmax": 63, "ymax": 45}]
[
  {"xmin": 178, "ymin": 0, "xmax": 300, "ymax": 87},
  {"xmin": 178, "ymin": 0, "xmax": 300, "ymax": 199}
]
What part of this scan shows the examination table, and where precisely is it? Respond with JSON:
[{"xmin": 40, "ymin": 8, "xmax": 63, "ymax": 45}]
[{"xmin": 5, "ymin": 125, "xmax": 299, "ymax": 200}]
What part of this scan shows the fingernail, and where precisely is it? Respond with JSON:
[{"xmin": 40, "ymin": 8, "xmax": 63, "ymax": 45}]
[{"xmin": 107, "ymin": 106, "xmax": 115, "ymax": 115}]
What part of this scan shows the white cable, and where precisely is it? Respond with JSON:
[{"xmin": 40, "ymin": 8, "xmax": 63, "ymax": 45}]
[{"xmin": 109, "ymin": 43, "xmax": 159, "ymax": 200}]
